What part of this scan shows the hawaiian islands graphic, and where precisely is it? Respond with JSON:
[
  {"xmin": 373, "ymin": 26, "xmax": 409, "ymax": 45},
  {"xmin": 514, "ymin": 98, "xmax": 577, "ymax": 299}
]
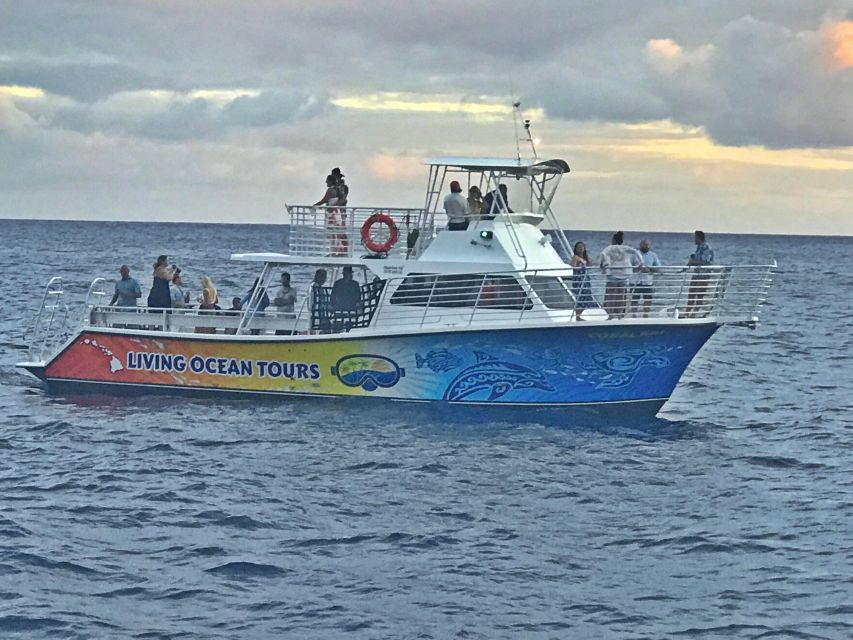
[
  {"xmin": 415, "ymin": 348, "xmax": 462, "ymax": 373},
  {"xmin": 332, "ymin": 354, "xmax": 405, "ymax": 392},
  {"xmin": 443, "ymin": 351, "xmax": 553, "ymax": 402},
  {"xmin": 81, "ymin": 338, "xmax": 124, "ymax": 373}
]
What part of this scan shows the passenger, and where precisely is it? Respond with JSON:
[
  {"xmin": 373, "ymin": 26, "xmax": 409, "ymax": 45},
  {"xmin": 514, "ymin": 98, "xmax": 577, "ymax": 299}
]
[
  {"xmin": 467, "ymin": 186, "xmax": 484, "ymax": 220},
  {"xmin": 197, "ymin": 275, "xmax": 218, "ymax": 306},
  {"xmin": 195, "ymin": 288, "xmax": 220, "ymax": 334},
  {"xmin": 444, "ymin": 180, "xmax": 469, "ymax": 230},
  {"xmin": 146, "ymin": 255, "xmax": 175, "ymax": 309},
  {"xmin": 686, "ymin": 230, "xmax": 715, "ymax": 318},
  {"xmin": 331, "ymin": 167, "xmax": 348, "ymax": 210},
  {"xmin": 110, "ymin": 265, "xmax": 142, "ymax": 307},
  {"xmin": 570, "ymin": 242, "xmax": 595, "ymax": 320},
  {"xmin": 316, "ymin": 175, "xmax": 346, "ymax": 256},
  {"xmin": 170, "ymin": 269, "xmax": 190, "ymax": 309},
  {"xmin": 310, "ymin": 269, "xmax": 327, "ymax": 313},
  {"xmin": 331, "ymin": 266, "xmax": 361, "ymax": 312},
  {"xmin": 478, "ymin": 278, "xmax": 499, "ymax": 306},
  {"xmin": 599, "ymin": 231, "xmax": 643, "ymax": 320},
  {"xmin": 273, "ymin": 272, "xmax": 297, "ymax": 315},
  {"xmin": 315, "ymin": 174, "xmax": 339, "ymax": 207},
  {"xmin": 241, "ymin": 278, "xmax": 270, "ymax": 312},
  {"xmin": 198, "ymin": 288, "xmax": 220, "ymax": 311},
  {"xmin": 481, "ymin": 184, "xmax": 513, "ymax": 219},
  {"xmin": 632, "ymin": 239, "xmax": 661, "ymax": 318},
  {"xmin": 225, "ymin": 296, "xmax": 242, "ymax": 335},
  {"xmin": 309, "ymin": 269, "xmax": 329, "ymax": 333}
]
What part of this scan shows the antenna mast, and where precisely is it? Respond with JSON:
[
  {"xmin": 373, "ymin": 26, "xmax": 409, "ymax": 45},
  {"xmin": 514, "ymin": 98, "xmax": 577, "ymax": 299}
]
[{"xmin": 511, "ymin": 99, "xmax": 539, "ymax": 161}]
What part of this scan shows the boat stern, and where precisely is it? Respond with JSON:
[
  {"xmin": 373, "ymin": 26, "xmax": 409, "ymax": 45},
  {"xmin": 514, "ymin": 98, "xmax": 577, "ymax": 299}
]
[{"xmin": 15, "ymin": 361, "xmax": 48, "ymax": 381}]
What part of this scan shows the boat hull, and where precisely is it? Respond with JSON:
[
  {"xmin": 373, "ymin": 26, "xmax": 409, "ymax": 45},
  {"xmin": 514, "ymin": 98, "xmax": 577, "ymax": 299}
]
[{"xmin": 26, "ymin": 323, "xmax": 718, "ymax": 411}]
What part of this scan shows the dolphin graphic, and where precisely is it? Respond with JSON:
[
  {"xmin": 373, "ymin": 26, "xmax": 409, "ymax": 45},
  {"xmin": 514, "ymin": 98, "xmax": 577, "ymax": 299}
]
[{"xmin": 442, "ymin": 351, "xmax": 553, "ymax": 402}]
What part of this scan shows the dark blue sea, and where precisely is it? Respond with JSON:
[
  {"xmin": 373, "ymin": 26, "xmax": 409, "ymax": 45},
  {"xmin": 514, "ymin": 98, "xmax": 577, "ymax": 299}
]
[{"xmin": 1, "ymin": 220, "xmax": 852, "ymax": 639}]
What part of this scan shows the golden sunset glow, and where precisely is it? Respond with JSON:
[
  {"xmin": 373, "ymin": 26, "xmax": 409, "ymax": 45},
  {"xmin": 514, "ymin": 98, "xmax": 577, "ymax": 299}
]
[
  {"xmin": 334, "ymin": 92, "xmax": 545, "ymax": 123},
  {"xmin": 826, "ymin": 20, "xmax": 853, "ymax": 69},
  {"xmin": 0, "ymin": 85, "xmax": 45, "ymax": 98},
  {"xmin": 600, "ymin": 121, "xmax": 853, "ymax": 172}
]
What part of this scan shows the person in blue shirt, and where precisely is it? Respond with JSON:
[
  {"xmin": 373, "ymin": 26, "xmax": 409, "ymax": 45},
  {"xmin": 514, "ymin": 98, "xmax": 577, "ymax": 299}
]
[
  {"xmin": 110, "ymin": 265, "xmax": 142, "ymax": 307},
  {"xmin": 686, "ymin": 230, "xmax": 715, "ymax": 317},
  {"xmin": 241, "ymin": 278, "xmax": 270, "ymax": 312}
]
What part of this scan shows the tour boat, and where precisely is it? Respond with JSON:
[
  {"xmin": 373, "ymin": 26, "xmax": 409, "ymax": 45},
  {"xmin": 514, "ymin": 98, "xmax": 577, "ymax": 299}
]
[{"xmin": 17, "ymin": 157, "xmax": 775, "ymax": 418}]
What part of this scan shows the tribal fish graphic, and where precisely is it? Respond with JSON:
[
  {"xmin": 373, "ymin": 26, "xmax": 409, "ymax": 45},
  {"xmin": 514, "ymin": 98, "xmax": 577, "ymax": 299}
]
[
  {"xmin": 415, "ymin": 349, "xmax": 462, "ymax": 373},
  {"xmin": 442, "ymin": 351, "xmax": 553, "ymax": 402},
  {"xmin": 589, "ymin": 348, "xmax": 669, "ymax": 388}
]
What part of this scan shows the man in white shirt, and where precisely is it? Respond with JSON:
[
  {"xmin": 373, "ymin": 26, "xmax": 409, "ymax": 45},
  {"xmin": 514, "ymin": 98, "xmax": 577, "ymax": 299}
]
[
  {"xmin": 170, "ymin": 270, "xmax": 190, "ymax": 309},
  {"xmin": 599, "ymin": 231, "xmax": 643, "ymax": 319},
  {"xmin": 443, "ymin": 180, "xmax": 469, "ymax": 230},
  {"xmin": 632, "ymin": 239, "xmax": 662, "ymax": 318}
]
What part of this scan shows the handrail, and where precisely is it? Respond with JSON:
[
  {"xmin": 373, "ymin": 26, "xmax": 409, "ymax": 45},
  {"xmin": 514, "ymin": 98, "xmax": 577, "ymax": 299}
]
[{"xmin": 74, "ymin": 263, "xmax": 774, "ymax": 340}]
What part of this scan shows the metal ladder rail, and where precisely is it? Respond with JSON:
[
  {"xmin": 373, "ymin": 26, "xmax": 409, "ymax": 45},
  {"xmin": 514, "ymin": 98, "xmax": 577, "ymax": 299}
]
[{"xmin": 25, "ymin": 277, "xmax": 67, "ymax": 362}]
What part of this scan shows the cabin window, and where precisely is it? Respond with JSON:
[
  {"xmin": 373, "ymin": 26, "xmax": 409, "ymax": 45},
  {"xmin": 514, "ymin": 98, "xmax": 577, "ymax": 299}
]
[
  {"xmin": 390, "ymin": 273, "xmax": 531, "ymax": 309},
  {"xmin": 527, "ymin": 276, "xmax": 575, "ymax": 309}
]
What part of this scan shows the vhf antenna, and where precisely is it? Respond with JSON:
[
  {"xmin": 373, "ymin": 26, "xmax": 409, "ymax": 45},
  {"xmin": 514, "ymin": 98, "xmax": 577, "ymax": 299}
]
[
  {"xmin": 511, "ymin": 99, "xmax": 522, "ymax": 164},
  {"xmin": 511, "ymin": 98, "xmax": 538, "ymax": 161},
  {"xmin": 523, "ymin": 115, "xmax": 538, "ymax": 160}
]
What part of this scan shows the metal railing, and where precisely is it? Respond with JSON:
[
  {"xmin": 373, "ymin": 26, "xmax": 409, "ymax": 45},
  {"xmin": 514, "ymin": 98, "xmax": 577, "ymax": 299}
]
[
  {"xmin": 369, "ymin": 264, "xmax": 776, "ymax": 330},
  {"xmin": 25, "ymin": 277, "xmax": 71, "ymax": 362},
  {"xmin": 79, "ymin": 263, "xmax": 774, "ymax": 339},
  {"xmin": 286, "ymin": 205, "xmax": 427, "ymax": 258}
]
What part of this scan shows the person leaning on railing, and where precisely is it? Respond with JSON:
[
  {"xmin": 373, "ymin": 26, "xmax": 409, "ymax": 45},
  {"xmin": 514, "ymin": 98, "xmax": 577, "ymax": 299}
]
[{"xmin": 685, "ymin": 230, "xmax": 715, "ymax": 318}]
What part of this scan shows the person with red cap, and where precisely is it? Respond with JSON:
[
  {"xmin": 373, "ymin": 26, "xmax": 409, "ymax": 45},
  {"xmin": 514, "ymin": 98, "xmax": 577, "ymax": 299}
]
[{"xmin": 444, "ymin": 180, "xmax": 469, "ymax": 230}]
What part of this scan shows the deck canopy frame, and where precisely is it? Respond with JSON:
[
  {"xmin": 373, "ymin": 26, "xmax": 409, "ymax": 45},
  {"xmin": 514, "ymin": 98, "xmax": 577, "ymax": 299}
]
[{"xmin": 416, "ymin": 157, "xmax": 572, "ymax": 259}]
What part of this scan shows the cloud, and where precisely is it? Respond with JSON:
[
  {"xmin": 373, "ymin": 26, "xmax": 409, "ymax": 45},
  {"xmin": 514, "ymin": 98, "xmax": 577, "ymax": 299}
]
[{"xmin": 10, "ymin": 87, "xmax": 332, "ymax": 141}]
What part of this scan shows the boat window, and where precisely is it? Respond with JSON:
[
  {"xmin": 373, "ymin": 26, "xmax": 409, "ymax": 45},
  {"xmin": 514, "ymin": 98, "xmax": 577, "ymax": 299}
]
[
  {"xmin": 389, "ymin": 273, "xmax": 436, "ymax": 305},
  {"xmin": 527, "ymin": 276, "xmax": 575, "ymax": 309},
  {"xmin": 390, "ymin": 273, "xmax": 531, "ymax": 309}
]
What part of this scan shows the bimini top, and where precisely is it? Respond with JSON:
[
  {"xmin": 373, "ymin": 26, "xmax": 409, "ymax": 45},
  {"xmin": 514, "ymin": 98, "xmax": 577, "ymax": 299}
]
[{"xmin": 425, "ymin": 156, "xmax": 570, "ymax": 176}]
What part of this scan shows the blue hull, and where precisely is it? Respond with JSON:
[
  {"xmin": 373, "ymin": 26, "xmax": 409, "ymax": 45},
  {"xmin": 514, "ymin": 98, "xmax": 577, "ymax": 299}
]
[{"xmin": 32, "ymin": 322, "xmax": 719, "ymax": 413}]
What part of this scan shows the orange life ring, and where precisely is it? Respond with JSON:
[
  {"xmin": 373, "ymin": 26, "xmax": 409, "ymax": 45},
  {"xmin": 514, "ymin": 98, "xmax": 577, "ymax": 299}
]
[{"xmin": 361, "ymin": 213, "xmax": 399, "ymax": 254}]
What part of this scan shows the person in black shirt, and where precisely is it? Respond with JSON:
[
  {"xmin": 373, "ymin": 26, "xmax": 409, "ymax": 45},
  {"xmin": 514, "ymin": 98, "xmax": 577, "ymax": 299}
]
[{"xmin": 331, "ymin": 266, "xmax": 360, "ymax": 312}]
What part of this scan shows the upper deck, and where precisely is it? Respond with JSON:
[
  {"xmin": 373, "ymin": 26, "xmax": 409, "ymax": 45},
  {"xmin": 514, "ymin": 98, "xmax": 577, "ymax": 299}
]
[{"xmin": 286, "ymin": 155, "xmax": 573, "ymax": 262}]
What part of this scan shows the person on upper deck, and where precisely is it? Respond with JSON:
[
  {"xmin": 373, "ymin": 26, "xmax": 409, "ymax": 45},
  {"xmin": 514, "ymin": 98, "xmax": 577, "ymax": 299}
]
[
  {"xmin": 686, "ymin": 230, "xmax": 715, "ymax": 318},
  {"xmin": 331, "ymin": 266, "xmax": 361, "ymax": 312},
  {"xmin": 273, "ymin": 272, "xmax": 297, "ymax": 314},
  {"xmin": 147, "ymin": 255, "xmax": 176, "ymax": 309},
  {"xmin": 481, "ymin": 184, "xmax": 513, "ymax": 220},
  {"xmin": 331, "ymin": 167, "xmax": 348, "ymax": 208},
  {"xmin": 444, "ymin": 180, "xmax": 469, "ymax": 230},
  {"xmin": 315, "ymin": 175, "xmax": 339, "ymax": 207},
  {"xmin": 599, "ymin": 231, "xmax": 643, "ymax": 320},
  {"xmin": 110, "ymin": 265, "xmax": 142, "ymax": 307}
]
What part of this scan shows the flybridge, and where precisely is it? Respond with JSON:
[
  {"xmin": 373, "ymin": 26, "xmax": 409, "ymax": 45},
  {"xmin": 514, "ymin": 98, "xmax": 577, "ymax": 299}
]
[{"xmin": 285, "ymin": 155, "xmax": 573, "ymax": 261}]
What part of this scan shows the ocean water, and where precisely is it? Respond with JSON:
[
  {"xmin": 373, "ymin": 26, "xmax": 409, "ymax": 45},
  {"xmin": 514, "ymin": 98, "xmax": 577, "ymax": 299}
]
[{"xmin": 1, "ymin": 219, "xmax": 852, "ymax": 639}]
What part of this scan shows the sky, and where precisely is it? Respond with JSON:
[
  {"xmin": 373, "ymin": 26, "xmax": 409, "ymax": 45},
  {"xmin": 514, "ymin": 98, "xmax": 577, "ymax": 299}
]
[{"xmin": 1, "ymin": 0, "xmax": 852, "ymax": 235}]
